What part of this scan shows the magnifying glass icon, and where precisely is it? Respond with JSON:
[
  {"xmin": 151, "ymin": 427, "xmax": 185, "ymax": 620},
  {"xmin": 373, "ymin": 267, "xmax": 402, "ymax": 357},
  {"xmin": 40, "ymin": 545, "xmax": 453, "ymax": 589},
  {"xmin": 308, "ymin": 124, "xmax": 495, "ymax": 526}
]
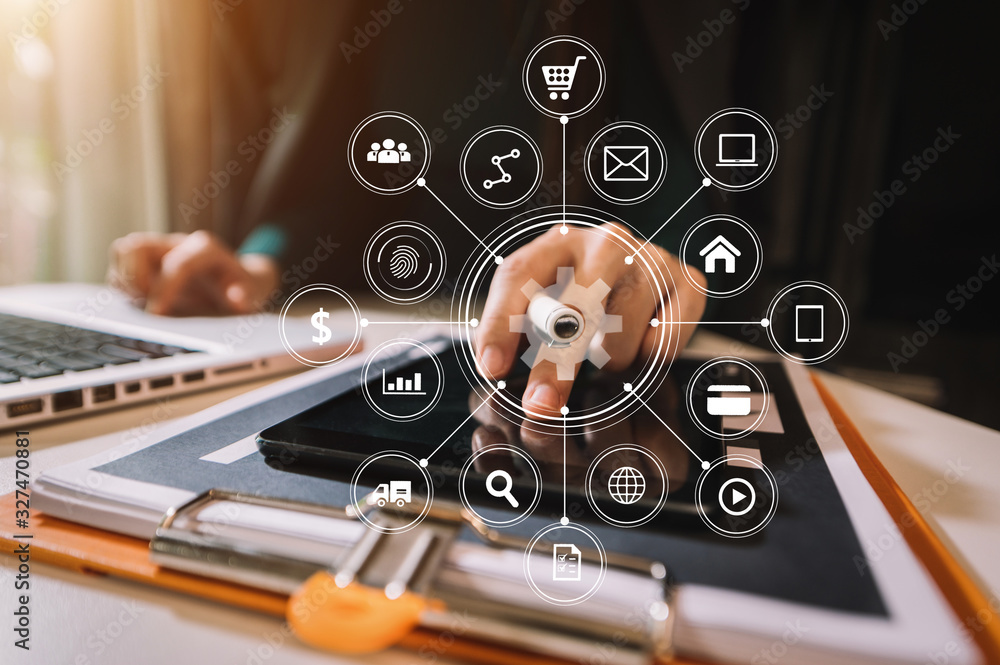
[{"xmin": 486, "ymin": 470, "xmax": 519, "ymax": 509}]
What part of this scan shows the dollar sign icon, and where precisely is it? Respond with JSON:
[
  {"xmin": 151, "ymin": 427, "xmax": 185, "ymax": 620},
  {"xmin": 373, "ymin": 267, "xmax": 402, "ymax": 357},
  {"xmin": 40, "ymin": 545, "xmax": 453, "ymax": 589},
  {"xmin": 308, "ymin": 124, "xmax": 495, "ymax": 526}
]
[{"xmin": 311, "ymin": 307, "xmax": 332, "ymax": 345}]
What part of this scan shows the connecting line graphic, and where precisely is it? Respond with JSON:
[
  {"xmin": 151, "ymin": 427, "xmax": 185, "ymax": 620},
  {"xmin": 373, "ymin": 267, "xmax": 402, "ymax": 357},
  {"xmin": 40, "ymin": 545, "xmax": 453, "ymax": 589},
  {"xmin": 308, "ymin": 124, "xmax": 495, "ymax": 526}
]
[
  {"xmin": 360, "ymin": 318, "xmax": 480, "ymax": 328},
  {"xmin": 651, "ymin": 318, "xmax": 770, "ymax": 328},
  {"xmin": 561, "ymin": 115, "xmax": 568, "ymax": 230},
  {"xmin": 420, "ymin": 382, "xmax": 504, "ymax": 466},
  {"xmin": 419, "ymin": 179, "xmax": 503, "ymax": 265},
  {"xmin": 628, "ymin": 179, "xmax": 712, "ymax": 261},
  {"xmin": 561, "ymin": 407, "xmax": 569, "ymax": 524},
  {"xmin": 625, "ymin": 384, "xmax": 708, "ymax": 469}
]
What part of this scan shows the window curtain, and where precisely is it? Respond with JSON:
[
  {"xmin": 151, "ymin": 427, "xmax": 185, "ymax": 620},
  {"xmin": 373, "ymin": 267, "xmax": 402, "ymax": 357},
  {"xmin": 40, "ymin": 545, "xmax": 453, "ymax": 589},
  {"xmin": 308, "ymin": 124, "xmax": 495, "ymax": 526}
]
[{"xmin": 0, "ymin": 0, "xmax": 167, "ymax": 286}]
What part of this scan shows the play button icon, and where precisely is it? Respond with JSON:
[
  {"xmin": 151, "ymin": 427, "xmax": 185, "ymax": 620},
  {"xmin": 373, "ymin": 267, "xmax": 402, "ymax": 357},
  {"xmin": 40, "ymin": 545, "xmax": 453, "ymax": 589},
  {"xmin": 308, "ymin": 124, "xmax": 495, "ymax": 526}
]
[
  {"xmin": 719, "ymin": 478, "xmax": 756, "ymax": 517},
  {"xmin": 696, "ymin": 455, "xmax": 778, "ymax": 538}
]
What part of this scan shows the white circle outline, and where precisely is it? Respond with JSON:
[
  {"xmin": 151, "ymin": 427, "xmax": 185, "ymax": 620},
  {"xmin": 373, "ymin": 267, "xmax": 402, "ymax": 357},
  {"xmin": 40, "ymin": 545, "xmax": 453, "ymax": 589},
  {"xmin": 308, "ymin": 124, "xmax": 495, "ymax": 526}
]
[
  {"xmin": 457, "ymin": 215, "xmax": 673, "ymax": 429},
  {"xmin": 523, "ymin": 522, "xmax": 607, "ymax": 606},
  {"xmin": 583, "ymin": 121, "xmax": 668, "ymax": 205},
  {"xmin": 459, "ymin": 126, "xmax": 543, "ymax": 209},
  {"xmin": 693, "ymin": 108, "xmax": 778, "ymax": 192},
  {"xmin": 765, "ymin": 281, "xmax": 850, "ymax": 365},
  {"xmin": 363, "ymin": 221, "xmax": 447, "ymax": 305},
  {"xmin": 584, "ymin": 444, "xmax": 669, "ymax": 528},
  {"xmin": 695, "ymin": 454, "xmax": 778, "ymax": 538},
  {"xmin": 350, "ymin": 451, "xmax": 434, "ymax": 534},
  {"xmin": 458, "ymin": 444, "xmax": 542, "ymax": 527},
  {"xmin": 278, "ymin": 284, "xmax": 362, "ymax": 368},
  {"xmin": 450, "ymin": 208, "xmax": 680, "ymax": 435},
  {"xmin": 361, "ymin": 338, "xmax": 445, "ymax": 422},
  {"xmin": 678, "ymin": 215, "xmax": 763, "ymax": 298},
  {"xmin": 348, "ymin": 111, "xmax": 431, "ymax": 195},
  {"xmin": 719, "ymin": 477, "xmax": 756, "ymax": 517},
  {"xmin": 685, "ymin": 356, "xmax": 770, "ymax": 440},
  {"xmin": 522, "ymin": 36, "xmax": 606, "ymax": 119}
]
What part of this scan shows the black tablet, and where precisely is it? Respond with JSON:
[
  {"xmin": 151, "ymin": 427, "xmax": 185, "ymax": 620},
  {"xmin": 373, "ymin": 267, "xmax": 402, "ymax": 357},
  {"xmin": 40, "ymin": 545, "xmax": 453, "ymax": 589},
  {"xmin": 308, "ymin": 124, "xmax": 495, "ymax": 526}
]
[{"xmin": 258, "ymin": 340, "xmax": 724, "ymax": 526}]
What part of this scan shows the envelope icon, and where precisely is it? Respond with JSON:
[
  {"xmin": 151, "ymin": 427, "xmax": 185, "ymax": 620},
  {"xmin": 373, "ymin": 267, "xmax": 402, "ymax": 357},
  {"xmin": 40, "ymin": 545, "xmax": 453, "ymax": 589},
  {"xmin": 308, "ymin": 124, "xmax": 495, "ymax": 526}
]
[{"xmin": 604, "ymin": 145, "xmax": 649, "ymax": 181}]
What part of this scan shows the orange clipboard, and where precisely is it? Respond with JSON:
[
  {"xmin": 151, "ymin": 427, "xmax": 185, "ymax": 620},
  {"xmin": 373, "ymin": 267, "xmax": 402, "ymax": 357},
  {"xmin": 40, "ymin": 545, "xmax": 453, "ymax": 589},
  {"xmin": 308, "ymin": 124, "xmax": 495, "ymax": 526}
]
[
  {"xmin": 2, "ymin": 374, "xmax": 998, "ymax": 664},
  {"xmin": 0, "ymin": 499, "xmax": 583, "ymax": 665}
]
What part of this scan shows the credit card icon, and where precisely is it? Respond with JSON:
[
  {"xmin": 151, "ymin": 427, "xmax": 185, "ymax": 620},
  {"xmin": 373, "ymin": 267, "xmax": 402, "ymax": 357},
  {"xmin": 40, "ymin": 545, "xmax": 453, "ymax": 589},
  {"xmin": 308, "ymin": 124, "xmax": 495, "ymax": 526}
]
[{"xmin": 706, "ymin": 384, "xmax": 752, "ymax": 416}]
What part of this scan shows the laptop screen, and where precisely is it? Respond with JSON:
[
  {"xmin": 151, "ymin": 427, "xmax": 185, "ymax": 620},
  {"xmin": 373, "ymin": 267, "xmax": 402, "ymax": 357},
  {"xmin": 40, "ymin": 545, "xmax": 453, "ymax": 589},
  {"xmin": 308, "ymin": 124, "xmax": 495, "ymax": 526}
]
[{"xmin": 718, "ymin": 134, "xmax": 755, "ymax": 162}]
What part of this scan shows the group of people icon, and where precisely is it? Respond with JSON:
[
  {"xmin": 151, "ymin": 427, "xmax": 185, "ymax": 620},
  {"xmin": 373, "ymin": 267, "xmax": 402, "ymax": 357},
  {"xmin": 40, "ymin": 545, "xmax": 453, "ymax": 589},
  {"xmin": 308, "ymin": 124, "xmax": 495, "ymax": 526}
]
[{"xmin": 367, "ymin": 138, "xmax": 411, "ymax": 164}]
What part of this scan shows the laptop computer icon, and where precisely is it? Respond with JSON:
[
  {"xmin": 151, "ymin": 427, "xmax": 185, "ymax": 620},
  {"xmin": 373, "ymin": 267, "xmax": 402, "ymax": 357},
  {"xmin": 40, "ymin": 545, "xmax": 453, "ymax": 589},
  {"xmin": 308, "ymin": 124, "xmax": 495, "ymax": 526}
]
[{"xmin": 717, "ymin": 133, "xmax": 757, "ymax": 167}]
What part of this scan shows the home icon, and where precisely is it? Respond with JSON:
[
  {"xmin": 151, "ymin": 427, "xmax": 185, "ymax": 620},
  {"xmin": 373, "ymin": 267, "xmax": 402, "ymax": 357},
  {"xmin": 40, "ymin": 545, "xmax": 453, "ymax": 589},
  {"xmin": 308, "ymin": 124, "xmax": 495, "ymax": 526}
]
[{"xmin": 699, "ymin": 235, "xmax": 741, "ymax": 274}]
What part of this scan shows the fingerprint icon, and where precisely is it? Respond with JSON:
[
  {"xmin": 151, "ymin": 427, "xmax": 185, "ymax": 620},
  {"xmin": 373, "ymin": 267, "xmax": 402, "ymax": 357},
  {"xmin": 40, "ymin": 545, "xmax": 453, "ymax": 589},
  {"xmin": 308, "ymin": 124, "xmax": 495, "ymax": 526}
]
[{"xmin": 389, "ymin": 245, "xmax": 421, "ymax": 279}]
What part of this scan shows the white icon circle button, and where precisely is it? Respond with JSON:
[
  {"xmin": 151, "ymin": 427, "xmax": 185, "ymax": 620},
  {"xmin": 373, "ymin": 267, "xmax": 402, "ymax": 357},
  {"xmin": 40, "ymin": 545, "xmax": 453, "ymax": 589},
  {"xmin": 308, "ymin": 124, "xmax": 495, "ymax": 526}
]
[
  {"xmin": 363, "ymin": 221, "xmax": 446, "ymax": 305},
  {"xmin": 679, "ymin": 215, "xmax": 763, "ymax": 298},
  {"xmin": 694, "ymin": 108, "xmax": 778, "ymax": 191},
  {"xmin": 765, "ymin": 281, "xmax": 850, "ymax": 365},
  {"xmin": 459, "ymin": 444, "xmax": 541, "ymax": 528},
  {"xmin": 278, "ymin": 285, "xmax": 362, "ymax": 368},
  {"xmin": 361, "ymin": 339, "xmax": 444, "ymax": 422},
  {"xmin": 686, "ymin": 357, "xmax": 770, "ymax": 440},
  {"xmin": 523, "ymin": 522, "xmax": 607, "ymax": 606},
  {"xmin": 585, "ymin": 444, "xmax": 669, "ymax": 528},
  {"xmin": 350, "ymin": 451, "xmax": 434, "ymax": 534},
  {"xmin": 460, "ymin": 126, "xmax": 543, "ymax": 209},
  {"xmin": 696, "ymin": 455, "xmax": 778, "ymax": 538},
  {"xmin": 584, "ymin": 122, "xmax": 667, "ymax": 205},
  {"xmin": 523, "ymin": 36, "xmax": 605, "ymax": 119},
  {"xmin": 349, "ymin": 111, "xmax": 431, "ymax": 194}
]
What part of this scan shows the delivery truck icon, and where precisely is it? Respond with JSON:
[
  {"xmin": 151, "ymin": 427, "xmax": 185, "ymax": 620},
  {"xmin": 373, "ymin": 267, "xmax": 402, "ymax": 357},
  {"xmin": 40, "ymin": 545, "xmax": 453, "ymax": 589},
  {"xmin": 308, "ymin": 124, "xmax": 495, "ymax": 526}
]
[{"xmin": 372, "ymin": 481, "xmax": 412, "ymax": 508}]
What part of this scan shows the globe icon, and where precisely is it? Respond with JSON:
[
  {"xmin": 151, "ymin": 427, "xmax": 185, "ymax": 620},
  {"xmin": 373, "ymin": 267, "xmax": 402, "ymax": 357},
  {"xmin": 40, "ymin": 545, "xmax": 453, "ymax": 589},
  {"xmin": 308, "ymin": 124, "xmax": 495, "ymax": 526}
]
[{"xmin": 608, "ymin": 466, "xmax": 645, "ymax": 504}]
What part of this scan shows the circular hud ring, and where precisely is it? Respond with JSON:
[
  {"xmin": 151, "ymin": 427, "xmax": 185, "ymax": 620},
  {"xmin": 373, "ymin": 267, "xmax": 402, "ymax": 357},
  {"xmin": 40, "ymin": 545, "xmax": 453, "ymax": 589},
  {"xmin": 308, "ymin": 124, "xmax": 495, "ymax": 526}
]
[{"xmin": 451, "ymin": 206, "xmax": 682, "ymax": 437}]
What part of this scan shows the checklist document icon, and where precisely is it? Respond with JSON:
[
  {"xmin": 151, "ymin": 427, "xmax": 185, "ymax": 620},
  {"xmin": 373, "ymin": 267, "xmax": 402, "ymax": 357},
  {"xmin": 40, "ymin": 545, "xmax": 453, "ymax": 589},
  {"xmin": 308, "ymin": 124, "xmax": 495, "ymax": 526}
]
[{"xmin": 553, "ymin": 544, "xmax": 582, "ymax": 581}]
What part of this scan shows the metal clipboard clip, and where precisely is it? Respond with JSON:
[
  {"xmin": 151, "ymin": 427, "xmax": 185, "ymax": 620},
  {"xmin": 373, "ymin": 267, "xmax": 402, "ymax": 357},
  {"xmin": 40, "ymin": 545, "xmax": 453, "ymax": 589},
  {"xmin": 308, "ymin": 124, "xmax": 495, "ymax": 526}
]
[{"xmin": 151, "ymin": 489, "xmax": 676, "ymax": 663}]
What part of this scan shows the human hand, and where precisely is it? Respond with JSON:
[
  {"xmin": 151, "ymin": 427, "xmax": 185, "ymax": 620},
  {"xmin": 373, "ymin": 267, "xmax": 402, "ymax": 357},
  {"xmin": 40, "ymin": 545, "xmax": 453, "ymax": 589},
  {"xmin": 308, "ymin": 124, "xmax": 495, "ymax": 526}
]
[
  {"xmin": 475, "ymin": 223, "xmax": 706, "ymax": 416},
  {"xmin": 107, "ymin": 230, "xmax": 278, "ymax": 316}
]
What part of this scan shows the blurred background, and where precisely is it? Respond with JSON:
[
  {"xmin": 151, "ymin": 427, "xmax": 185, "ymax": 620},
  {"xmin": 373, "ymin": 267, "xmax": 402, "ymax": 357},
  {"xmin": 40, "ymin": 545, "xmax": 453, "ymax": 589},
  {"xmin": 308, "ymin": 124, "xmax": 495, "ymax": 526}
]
[{"xmin": 0, "ymin": 0, "xmax": 996, "ymax": 428}]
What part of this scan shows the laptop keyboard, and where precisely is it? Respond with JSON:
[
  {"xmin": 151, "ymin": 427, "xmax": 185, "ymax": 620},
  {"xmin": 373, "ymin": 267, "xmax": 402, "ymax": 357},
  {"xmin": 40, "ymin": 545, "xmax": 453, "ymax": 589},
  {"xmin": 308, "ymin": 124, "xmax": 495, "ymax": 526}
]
[{"xmin": 0, "ymin": 312, "xmax": 198, "ymax": 384}]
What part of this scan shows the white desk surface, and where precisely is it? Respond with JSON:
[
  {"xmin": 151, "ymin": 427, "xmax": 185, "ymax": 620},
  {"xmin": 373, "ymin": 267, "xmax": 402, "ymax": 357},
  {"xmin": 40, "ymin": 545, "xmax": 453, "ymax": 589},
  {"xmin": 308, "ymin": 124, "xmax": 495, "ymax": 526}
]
[{"xmin": 2, "ymin": 322, "xmax": 998, "ymax": 665}]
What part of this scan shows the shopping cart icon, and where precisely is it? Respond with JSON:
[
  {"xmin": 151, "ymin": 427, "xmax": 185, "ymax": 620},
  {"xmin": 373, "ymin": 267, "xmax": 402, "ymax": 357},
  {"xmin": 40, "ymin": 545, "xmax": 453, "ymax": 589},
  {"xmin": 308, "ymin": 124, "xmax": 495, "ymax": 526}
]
[{"xmin": 541, "ymin": 55, "xmax": 587, "ymax": 100}]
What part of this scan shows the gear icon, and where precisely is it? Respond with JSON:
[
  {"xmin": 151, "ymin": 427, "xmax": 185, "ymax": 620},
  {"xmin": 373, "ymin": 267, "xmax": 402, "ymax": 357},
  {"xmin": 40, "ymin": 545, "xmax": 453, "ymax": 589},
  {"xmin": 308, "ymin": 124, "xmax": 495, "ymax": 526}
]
[{"xmin": 510, "ymin": 266, "xmax": 623, "ymax": 381}]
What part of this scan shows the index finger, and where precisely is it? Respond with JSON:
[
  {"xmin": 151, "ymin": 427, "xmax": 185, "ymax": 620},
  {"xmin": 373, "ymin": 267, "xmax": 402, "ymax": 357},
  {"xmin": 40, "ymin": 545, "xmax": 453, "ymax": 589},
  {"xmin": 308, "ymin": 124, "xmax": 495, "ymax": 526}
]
[
  {"xmin": 474, "ymin": 231, "xmax": 572, "ymax": 381},
  {"xmin": 107, "ymin": 233, "xmax": 184, "ymax": 299}
]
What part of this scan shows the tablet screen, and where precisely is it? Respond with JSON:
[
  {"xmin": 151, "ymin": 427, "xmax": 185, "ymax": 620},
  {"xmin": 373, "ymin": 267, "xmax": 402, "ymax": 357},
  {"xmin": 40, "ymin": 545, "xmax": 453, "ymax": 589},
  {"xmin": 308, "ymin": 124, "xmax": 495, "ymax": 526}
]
[{"xmin": 258, "ymin": 343, "xmax": 724, "ymax": 524}]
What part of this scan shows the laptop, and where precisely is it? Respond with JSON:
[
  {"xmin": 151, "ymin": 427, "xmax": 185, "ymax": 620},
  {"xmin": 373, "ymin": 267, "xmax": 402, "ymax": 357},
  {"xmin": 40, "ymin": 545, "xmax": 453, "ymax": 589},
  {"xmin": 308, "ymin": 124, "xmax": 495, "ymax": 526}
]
[
  {"xmin": 0, "ymin": 283, "xmax": 355, "ymax": 428},
  {"xmin": 716, "ymin": 133, "xmax": 757, "ymax": 167}
]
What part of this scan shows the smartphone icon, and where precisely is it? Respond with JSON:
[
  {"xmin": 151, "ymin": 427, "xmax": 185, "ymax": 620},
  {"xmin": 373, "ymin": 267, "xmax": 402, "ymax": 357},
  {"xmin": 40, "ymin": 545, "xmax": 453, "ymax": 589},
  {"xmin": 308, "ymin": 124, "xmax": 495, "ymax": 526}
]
[{"xmin": 795, "ymin": 305, "xmax": 824, "ymax": 342}]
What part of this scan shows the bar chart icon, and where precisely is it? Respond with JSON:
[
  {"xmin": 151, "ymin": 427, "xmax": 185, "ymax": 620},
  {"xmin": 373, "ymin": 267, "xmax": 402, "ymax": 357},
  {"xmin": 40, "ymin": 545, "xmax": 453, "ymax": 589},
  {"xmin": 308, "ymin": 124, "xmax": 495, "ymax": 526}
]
[{"xmin": 382, "ymin": 369, "xmax": 427, "ymax": 396}]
